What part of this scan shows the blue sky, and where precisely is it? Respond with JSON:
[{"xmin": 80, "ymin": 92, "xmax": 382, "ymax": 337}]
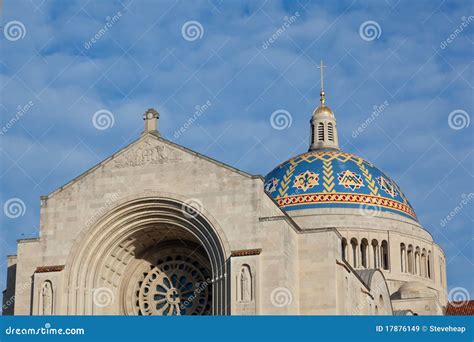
[{"xmin": 0, "ymin": 0, "xmax": 472, "ymax": 307}]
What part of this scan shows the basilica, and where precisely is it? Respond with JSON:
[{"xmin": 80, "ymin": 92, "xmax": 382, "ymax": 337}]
[{"xmin": 3, "ymin": 79, "xmax": 448, "ymax": 315}]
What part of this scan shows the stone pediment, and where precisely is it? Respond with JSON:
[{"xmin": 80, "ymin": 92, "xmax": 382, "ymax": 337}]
[
  {"xmin": 46, "ymin": 132, "xmax": 255, "ymax": 199},
  {"xmin": 111, "ymin": 136, "xmax": 182, "ymax": 169}
]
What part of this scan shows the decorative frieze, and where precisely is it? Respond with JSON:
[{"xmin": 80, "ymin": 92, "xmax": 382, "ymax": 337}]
[{"xmin": 112, "ymin": 137, "xmax": 181, "ymax": 169}]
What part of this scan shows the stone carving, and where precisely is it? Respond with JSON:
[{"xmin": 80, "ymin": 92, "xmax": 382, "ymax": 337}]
[
  {"xmin": 112, "ymin": 138, "xmax": 181, "ymax": 169},
  {"xmin": 238, "ymin": 265, "xmax": 252, "ymax": 303},
  {"xmin": 41, "ymin": 281, "xmax": 53, "ymax": 315}
]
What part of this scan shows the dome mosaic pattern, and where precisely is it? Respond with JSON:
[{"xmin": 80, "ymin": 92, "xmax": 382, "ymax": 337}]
[{"xmin": 264, "ymin": 151, "xmax": 417, "ymax": 221}]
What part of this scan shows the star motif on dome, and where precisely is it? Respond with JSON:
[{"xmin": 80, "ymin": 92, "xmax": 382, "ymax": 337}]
[
  {"xmin": 337, "ymin": 170, "xmax": 364, "ymax": 191},
  {"xmin": 376, "ymin": 176, "xmax": 398, "ymax": 198},
  {"xmin": 264, "ymin": 177, "xmax": 279, "ymax": 194},
  {"xmin": 293, "ymin": 170, "xmax": 319, "ymax": 192},
  {"xmin": 265, "ymin": 151, "xmax": 417, "ymax": 221}
]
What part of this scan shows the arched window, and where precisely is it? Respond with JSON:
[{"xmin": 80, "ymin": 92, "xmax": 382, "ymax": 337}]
[
  {"xmin": 350, "ymin": 238, "xmax": 358, "ymax": 268},
  {"xmin": 400, "ymin": 243, "xmax": 406, "ymax": 273},
  {"xmin": 381, "ymin": 240, "xmax": 389, "ymax": 270},
  {"xmin": 360, "ymin": 239, "xmax": 368, "ymax": 268},
  {"xmin": 371, "ymin": 239, "xmax": 379, "ymax": 268},
  {"xmin": 415, "ymin": 247, "xmax": 421, "ymax": 276},
  {"xmin": 407, "ymin": 245, "xmax": 414, "ymax": 274},
  {"xmin": 421, "ymin": 249, "xmax": 427, "ymax": 277},
  {"xmin": 328, "ymin": 122, "xmax": 334, "ymax": 141},
  {"xmin": 237, "ymin": 265, "xmax": 252, "ymax": 302},
  {"xmin": 427, "ymin": 251, "xmax": 432, "ymax": 279},
  {"xmin": 311, "ymin": 125, "xmax": 315, "ymax": 145},
  {"xmin": 341, "ymin": 238, "xmax": 348, "ymax": 261},
  {"xmin": 317, "ymin": 122, "xmax": 325, "ymax": 141}
]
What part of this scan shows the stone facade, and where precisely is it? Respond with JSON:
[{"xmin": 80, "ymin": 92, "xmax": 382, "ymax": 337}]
[{"xmin": 2, "ymin": 109, "xmax": 447, "ymax": 316}]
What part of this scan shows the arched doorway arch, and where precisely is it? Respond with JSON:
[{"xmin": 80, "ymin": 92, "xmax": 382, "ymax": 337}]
[{"xmin": 64, "ymin": 194, "xmax": 230, "ymax": 315}]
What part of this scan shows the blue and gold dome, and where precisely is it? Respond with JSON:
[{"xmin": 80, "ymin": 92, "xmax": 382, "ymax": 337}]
[
  {"xmin": 264, "ymin": 61, "xmax": 417, "ymax": 221},
  {"xmin": 264, "ymin": 150, "xmax": 417, "ymax": 221}
]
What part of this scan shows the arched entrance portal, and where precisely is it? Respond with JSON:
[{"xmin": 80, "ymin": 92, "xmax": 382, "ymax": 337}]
[
  {"xmin": 123, "ymin": 241, "xmax": 213, "ymax": 316},
  {"xmin": 64, "ymin": 195, "xmax": 230, "ymax": 315}
]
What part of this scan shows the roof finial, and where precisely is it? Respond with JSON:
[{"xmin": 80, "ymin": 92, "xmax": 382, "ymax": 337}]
[
  {"xmin": 309, "ymin": 60, "xmax": 339, "ymax": 151},
  {"xmin": 317, "ymin": 60, "xmax": 326, "ymax": 106},
  {"xmin": 143, "ymin": 108, "xmax": 159, "ymax": 134}
]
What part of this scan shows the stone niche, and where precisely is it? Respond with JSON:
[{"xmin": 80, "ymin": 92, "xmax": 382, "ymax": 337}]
[
  {"xmin": 230, "ymin": 249, "xmax": 261, "ymax": 315},
  {"xmin": 31, "ymin": 266, "xmax": 64, "ymax": 315}
]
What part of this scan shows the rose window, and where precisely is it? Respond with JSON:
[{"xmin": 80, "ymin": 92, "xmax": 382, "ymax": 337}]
[{"xmin": 134, "ymin": 254, "xmax": 212, "ymax": 315}]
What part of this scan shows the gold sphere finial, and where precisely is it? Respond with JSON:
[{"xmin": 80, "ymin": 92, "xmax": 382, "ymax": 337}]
[{"xmin": 320, "ymin": 90, "xmax": 326, "ymax": 106}]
